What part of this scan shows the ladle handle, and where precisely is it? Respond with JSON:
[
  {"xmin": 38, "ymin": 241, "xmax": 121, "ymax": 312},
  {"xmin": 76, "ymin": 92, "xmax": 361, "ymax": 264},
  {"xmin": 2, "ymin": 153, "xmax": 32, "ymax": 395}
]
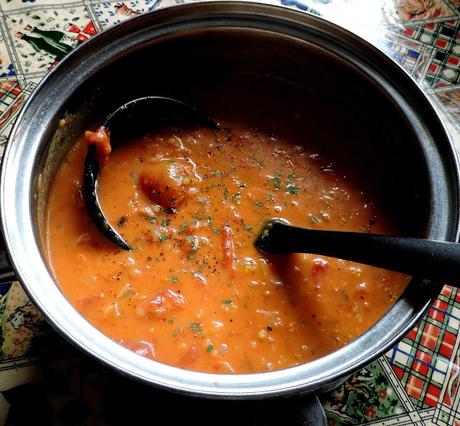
[{"xmin": 256, "ymin": 220, "xmax": 460, "ymax": 284}]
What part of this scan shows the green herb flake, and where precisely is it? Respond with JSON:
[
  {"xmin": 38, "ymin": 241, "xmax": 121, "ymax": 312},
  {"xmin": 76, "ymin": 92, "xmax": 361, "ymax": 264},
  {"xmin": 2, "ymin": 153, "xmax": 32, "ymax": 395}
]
[
  {"xmin": 169, "ymin": 276, "xmax": 178, "ymax": 283},
  {"xmin": 270, "ymin": 171, "xmax": 282, "ymax": 190},
  {"xmin": 244, "ymin": 225, "xmax": 253, "ymax": 232},
  {"xmin": 232, "ymin": 192, "xmax": 241, "ymax": 204},
  {"xmin": 206, "ymin": 344, "xmax": 214, "ymax": 353},
  {"xmin": 288, "ymin": 173, "xmax": 296, "ymax": 179},
  {"xmin": 190, "ymin": 322, "xmax": 203, "ymax": 334},
  {"xmin": 188, "ymin": 253, "xmax": 196, "ymax": 260},
  {"xmin": 255, "ymin": 202, "xmax": 264, "ymax": 208},
  {"xmin": 167, "ymin": 318, "xmax": 174, "ymax": 324},
  {"xmin": 222, "ymin": 299, "xmax": 233, "ymax": 305},
  {"xmin": 257, "ymin": 160, "xmax": 264, "ymax": 168},
  {"xmin": 211, "ymin": 227, "xmax": 221, "ymax": 234},
  {"xmin": 192, "ymin": 214, "xmax": 200, "ymax": 226},
  {"xmin": 161, "ymin": 220, "xmax": 170, "ymax": 227},
  {"xmin": 159, "ymin": 233, "xmax": 169, "ymax": 241},
  {"xmin": 213, "ymin": 170, "xmax": 223, "ymax": 177},
  {"xmin": 286, "ymin": 183, "xmax": 300, "ymax": 195},
  {"xmin": 173, "ymin": 327, "xmax": 183, "ymax": 337},
  {"xmin": 265, "ymin": 192, "xmax": 275, "ymax": 203},
  {"xmin": 272, "ymin": 178, "xmax": 281, "ymax": 190},
  {"xmin": 178, "ymin": 223, "xmax": 189, "ymax": 234},
  {"xmin": 149, "ymin": 217, "xmax": 157, "ymax": 223}
]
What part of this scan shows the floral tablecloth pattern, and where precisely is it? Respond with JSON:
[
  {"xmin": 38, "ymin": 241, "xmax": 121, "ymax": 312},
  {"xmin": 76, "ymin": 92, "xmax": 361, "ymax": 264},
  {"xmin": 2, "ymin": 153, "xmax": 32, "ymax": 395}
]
[{"xmin": 0, "ymin": 0, "xmax": 459, "ymax": 425}]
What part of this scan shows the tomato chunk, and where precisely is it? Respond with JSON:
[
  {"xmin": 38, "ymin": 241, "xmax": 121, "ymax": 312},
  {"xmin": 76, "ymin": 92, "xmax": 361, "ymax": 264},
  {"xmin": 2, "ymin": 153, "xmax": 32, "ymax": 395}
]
[
  {"xmin": 122, "ymin": 339, "xmax": 156, "ymax": 360},
  {"xmin": 84, "ymin": 126, "xmax": 111, "ymax": 167},
  {"xmin": 140, "ymin": 162, "xmax": 190, "ymax": 208},
  {"xmin": 136, "ymin": 289, "xmax": 185, "ymax": 319}
]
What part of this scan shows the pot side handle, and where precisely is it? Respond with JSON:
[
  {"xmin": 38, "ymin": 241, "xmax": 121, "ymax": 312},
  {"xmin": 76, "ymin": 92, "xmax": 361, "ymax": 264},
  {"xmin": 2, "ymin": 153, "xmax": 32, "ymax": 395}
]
[
  {"xmin": 258, "ymin": 393, "xmax": 327, "ymax": 426},
  {"xmin": 0, "ymin": 228, "xmax": 17, "ymax": 284},
  {"xmin": 283, "ymin": 393, "xmax": 327, "ymax": 426}
]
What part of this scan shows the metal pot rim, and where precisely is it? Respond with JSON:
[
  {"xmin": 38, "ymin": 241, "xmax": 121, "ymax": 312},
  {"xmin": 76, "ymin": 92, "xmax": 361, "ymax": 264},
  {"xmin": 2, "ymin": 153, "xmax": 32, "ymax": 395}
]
[{"xmin": 1, "ymin": 1, "xmax": 459, "ymax": 398}]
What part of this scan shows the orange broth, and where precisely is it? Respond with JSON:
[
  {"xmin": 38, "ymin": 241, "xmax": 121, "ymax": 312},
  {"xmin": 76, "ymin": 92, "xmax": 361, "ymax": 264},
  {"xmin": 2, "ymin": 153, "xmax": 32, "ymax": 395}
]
[{"xmin": 46, "ymin": 87, "xmax": 410, "ymax": 374}]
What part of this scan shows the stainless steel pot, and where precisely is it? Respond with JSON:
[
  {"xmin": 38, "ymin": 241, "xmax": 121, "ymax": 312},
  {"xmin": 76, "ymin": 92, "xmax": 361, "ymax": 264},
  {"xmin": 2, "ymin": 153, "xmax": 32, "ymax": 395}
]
[{"xmin": 1, "ymin": 2, "xmax": 459, "ymax": 399}]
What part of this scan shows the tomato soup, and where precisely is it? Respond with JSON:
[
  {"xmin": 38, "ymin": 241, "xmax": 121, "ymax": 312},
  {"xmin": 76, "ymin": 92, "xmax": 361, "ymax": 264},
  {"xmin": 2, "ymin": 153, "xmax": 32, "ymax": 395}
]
[{"xmin": 46, "ymin": 80, "xmax": 410, "ymax": 374}]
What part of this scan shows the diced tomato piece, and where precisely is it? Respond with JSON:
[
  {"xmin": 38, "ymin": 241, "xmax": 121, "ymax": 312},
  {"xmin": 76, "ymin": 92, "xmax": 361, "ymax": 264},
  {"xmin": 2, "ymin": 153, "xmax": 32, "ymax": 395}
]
[
  {"xmin": 84, "ymin": 126, "xmax": 111, "ymax": 167},
  {"xmin": 178, "ymin": 344, "xmax": 199, "ymax": 368},
  {"xmin": 140, "ymin": 162, "xmax": 189, "ymax": 208},
  {"xmin": 137, "ymin": 289, "xmax": 185, "ymax": 319},
  {"xmin": 122, "ymin": 339, "xmax": 156, "ymax": 360},
  {"xmin": 76, "ymin": 294, "xmax": 100, "ymax": 307}
]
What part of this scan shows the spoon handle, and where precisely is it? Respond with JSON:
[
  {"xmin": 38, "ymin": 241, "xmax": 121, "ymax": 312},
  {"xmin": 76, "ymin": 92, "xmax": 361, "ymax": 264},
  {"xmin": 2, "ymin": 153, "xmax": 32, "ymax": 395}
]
[{"xmin": 256, "ymin": 220, "xmax": 460, "ymax": 284}]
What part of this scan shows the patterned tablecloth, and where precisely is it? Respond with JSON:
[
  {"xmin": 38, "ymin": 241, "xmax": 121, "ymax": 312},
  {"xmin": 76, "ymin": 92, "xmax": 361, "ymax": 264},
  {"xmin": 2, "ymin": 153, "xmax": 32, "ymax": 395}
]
[{"xmin": 0, "ymin": 0, "xmax": 459, "ymax": 425}]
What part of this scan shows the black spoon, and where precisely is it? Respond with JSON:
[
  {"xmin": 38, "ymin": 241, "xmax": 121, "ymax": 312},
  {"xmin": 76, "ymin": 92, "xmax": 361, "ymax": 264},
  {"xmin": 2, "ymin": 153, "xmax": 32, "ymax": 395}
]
[
  {"xmin": 83, "ymin": 96, "xmax": 218, "ymax": 251},
  {"xmin": 255, "ymin": 219, "xmax": 460, "ymax": 283}
]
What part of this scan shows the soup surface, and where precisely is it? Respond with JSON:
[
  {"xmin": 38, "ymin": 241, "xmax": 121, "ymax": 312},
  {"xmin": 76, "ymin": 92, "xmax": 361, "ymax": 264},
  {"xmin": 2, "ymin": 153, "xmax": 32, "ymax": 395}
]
[{"xmin": 46, "ymin": 79, "xmax": 410, "ymax": 373}]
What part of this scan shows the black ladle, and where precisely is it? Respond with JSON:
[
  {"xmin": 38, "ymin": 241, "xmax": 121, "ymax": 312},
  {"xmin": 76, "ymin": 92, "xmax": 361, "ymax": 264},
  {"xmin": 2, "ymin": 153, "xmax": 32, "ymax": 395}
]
[
  {"xmin": 256, "ymin": 219, "xmax": 460, "ymax": 283},
  {"xmin": 83, "ymin": 96, "xmax": 218, "ymax": 251}
]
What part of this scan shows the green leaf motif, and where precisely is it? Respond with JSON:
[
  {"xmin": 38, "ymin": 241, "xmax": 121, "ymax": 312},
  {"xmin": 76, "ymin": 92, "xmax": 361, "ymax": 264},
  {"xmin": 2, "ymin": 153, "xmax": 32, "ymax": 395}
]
[{"xmin": 323, "ymin": 361, "xmax": 407, "ymax": 423}]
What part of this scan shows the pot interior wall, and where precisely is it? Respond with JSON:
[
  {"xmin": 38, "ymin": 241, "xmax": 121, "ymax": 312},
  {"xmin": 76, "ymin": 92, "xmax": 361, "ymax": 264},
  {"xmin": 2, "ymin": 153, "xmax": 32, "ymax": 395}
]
[{"xmin": 37, "ymin": 28, "xmax": 429, "ymax": 245}]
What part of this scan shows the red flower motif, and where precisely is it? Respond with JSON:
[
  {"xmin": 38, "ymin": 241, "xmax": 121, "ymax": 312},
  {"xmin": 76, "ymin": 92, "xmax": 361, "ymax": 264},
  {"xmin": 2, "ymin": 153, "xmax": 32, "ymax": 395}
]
[
  {"xmin": 379, "ymin": 388, "xmax": 388, "ymax": 399},
  {"xmin": 365, "ymin": 407, "xmax": 376, "ymax": 418},
  {"xmin": 83, "ymin": 21, "xmax": 97, "ymax": 36}
]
